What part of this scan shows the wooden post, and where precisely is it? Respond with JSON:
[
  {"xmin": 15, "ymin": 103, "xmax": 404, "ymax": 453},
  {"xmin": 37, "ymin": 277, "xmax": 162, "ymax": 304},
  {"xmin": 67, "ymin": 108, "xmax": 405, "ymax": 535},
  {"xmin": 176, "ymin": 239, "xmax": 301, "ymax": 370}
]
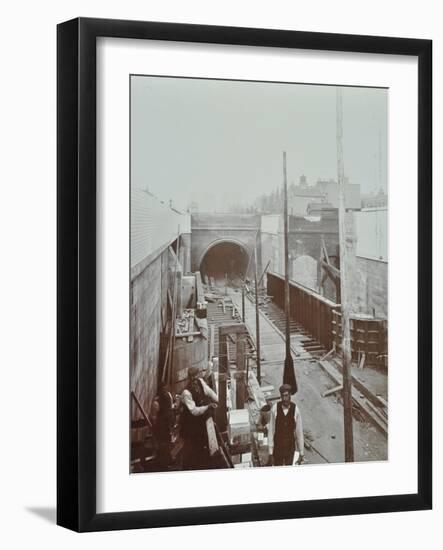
[
  {"xmin": 336, "ymin": 87, "xmax": 354, "ymax": 462},
  {"xmin": 241, "ymin": 285, "xmax": 245, "ymax": 322},
  {"xmin": 163, "ymin": 227, "xmax": 180, "ymax": 386},
  {"xmin": 217, "ymin": 324, "xmax": 247, "ymax": 432},
  {"xmin": 217, "ymin": 332, "xmax": 228, "ymax": 433},
  {"xmin": 209, "ymin": 324, "xmax": 215, "ymax": 360},
  {"xmin": 257, "ymin": 259, "xmax": 271, "ymax": 288},
  {"xmin": 282, "ymin": 152, "xmax": 297, "ymax": 394},
  {"xmin": 254, "ymin": 247, "xmax": 261, "ymax": 385},
  {"xmin": 236, "ymin": 336, "xmax": 246, "ymax": 409}
]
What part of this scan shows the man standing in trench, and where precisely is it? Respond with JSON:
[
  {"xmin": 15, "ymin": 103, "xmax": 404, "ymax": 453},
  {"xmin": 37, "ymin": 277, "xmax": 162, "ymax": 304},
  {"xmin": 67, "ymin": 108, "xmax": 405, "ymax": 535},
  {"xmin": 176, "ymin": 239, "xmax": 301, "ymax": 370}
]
[
  {"xmin": 181, "ymin": 366, "xmax": 218, "ymax": 470},
  {"xmin": 268, "ymin": 384, "xmax": 305, "ymax": 466}
]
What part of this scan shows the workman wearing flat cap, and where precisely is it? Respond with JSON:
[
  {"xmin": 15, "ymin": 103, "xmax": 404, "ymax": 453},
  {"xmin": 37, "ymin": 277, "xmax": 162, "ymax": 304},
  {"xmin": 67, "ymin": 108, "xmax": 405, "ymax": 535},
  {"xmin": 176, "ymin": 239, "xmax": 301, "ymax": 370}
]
[
  {"xmin": 268, "ymin": 384, "xmax": 305, "ymax": 466},
  {"xmin": 181, "ymin": 366, "xmax": 218, "ymax": 470}
]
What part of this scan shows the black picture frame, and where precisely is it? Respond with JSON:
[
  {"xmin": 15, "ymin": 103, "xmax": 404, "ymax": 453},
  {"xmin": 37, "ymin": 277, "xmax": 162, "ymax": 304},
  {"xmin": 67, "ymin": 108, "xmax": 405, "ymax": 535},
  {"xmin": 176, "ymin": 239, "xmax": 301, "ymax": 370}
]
[{"xmin": 57, "ymin": 17, "xmax": 432, "ymax": 532}]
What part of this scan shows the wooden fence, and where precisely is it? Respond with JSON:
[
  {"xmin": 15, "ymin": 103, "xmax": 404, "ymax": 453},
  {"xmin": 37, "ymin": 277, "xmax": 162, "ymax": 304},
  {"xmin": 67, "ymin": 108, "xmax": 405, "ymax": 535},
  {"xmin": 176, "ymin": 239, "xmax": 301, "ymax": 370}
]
[
  {"xmin": 332, "ymin": 311, "xmax": 388, "ymax": 365},
  {"xmin": 267, "ymin": 272, "xmax": 387, "ymax": 365}
]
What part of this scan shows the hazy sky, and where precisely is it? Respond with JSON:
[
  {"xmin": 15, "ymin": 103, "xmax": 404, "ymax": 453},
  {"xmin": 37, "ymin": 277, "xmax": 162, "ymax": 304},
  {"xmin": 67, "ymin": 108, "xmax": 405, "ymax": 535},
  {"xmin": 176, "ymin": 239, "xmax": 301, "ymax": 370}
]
[{"xmin": 131, "ymin": 75, "xmax": 387, "ymax": 212}]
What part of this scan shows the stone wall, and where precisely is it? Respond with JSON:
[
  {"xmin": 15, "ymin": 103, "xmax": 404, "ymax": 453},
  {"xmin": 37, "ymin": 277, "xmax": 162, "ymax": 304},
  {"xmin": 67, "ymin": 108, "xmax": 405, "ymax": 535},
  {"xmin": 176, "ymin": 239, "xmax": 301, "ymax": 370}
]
[
  {"xmin": 179, "ymin": 233, "xmax": 192, "ymax": 273},
  {"xmin": 292, "ymin": 255, "xmax": 318, "ymax": 290},
  {"xmin": 260, "ymin": 213, "xmax": 339, "ymax": 298},
  {"xmin": 288, "ymin": 214, "xmax": 339, "ymax": 262},
  {"xmin": 190, "ymin": 213, "xmax": 260, "ymax": 271},
  {"xmin": 355, "ymin": 256, "xmax": 388, "ymax": 318},
  {"xmin": 130, "ymin": 247, "xmax": 170, "ymax": 421},
  {"xmin": 260, "ymin": 231, "xmax": 280, "ymax": 282}
]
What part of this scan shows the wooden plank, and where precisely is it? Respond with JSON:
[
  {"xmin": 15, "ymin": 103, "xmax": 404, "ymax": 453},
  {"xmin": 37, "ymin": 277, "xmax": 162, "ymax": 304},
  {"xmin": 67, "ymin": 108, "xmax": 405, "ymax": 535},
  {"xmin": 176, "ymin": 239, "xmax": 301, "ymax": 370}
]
[
  {"xmin": 131, "ymin": 390, "xmax": 152, "ymax": 428},
  {"xmin": 247, "ymin": 370, "xmax": 267, "ymax": 410},
  {"xmin": 332, "ymin": 358, "xmax": 387, "ymax": 409},
  {"xmin": 365, "ymin": 399, "xmax": 388, "ymax": 426},
  {"xmin": 318, "ymin": 360, "xmax": 341, "ymax": 386},
  {"xmin": 321, "ymin": 260, "xmax": 341, "ymax": 279},
  {"xmin": 375, "ymin": 394, "xmax": 388, "ymax": 409},
  {"xmin": 219, "ymin": 323, "xmax": 248, "ymax": 336},
  {"xmin": 176, "ymin": 331, "xmax": 201, "ymax": 338},
  {"xmin": 168, "ymin": 245, "xmax": 178, "ymax": 263},
  {"xmin": 195, "ymin": 271, "xmax": 204, "ymax": 302},
  {"xmin": 209, "ymin": 324, "xmax": 215, "ymax": 359},
  {"xmin": 167, "ymin": 288, "xmax": 173, "ymax": 308},
  {"xmin": 206, "ymin": 417, "xmax": 219, "ymax": 456},
  {"xmin": 268, "ymin": 271, "xmax": 339, "ymax": 307},
  {"xmin": 322, "ymin": 384, "xmax": 343, "ymax": 398},
  {"xmin": 322, "ymin": 238, "xmax": 331, "ymax": 266},
  {"xmin": 236, "ymin": 336, "xmax": 246, "ymax": 409},
  {"xmin": 217, "ymin": 333, "xmax": 228, "ymax": 433},
  {"xmin": 318, "ymin": 360, "xmax": 387, "ymax": 436},
  {"xmin": 320, "ymin": 347, "xmax": 334, "ymax": 362}
]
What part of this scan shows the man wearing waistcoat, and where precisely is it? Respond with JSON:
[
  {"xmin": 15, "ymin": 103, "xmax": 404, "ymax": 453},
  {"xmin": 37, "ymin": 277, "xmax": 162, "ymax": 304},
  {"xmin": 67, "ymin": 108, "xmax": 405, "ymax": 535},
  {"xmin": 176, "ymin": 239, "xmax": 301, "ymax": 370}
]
[
  {"xmin": 268, "ymin": 384, "xmax": 304, "ymax": 466},
  {"xmin": 181, "ymin": 366, "xmax": 218, "ymax": 470}
]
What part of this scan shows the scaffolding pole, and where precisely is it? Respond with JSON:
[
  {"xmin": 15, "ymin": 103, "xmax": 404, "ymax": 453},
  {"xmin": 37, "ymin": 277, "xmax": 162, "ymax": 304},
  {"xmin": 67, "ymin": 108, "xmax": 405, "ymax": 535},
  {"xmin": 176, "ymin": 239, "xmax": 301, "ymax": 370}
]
[
  {"xmin": 282, "ymin": 151, "xmax": 297, "ymax": 394},
  {"xmin": 254, "ymin": 246, "xmax": 261, "ymax": 385},
  {"xmin": 336, "ymin": 87, "xmax": 354, "ymax": 462}
]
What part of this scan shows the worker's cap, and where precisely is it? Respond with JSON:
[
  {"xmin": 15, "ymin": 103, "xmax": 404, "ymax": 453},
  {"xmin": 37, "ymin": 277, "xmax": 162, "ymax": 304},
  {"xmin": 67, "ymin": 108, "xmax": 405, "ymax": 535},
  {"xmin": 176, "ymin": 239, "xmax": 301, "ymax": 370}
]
[
  {"xmin": 188, "ymin": 366, "xmax": 200, "ymax": 378},
  {"xmin": 279, "ymin": 384, "xmax": 292, "ymax": 395}
]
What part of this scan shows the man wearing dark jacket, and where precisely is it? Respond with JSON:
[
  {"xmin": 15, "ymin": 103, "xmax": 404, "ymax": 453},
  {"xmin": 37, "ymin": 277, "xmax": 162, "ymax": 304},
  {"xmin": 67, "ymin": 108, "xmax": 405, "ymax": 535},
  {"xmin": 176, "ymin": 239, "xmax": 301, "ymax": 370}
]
[{"xmin": 181, "ymin": 366, "xmax": 218, "ymax": 470}]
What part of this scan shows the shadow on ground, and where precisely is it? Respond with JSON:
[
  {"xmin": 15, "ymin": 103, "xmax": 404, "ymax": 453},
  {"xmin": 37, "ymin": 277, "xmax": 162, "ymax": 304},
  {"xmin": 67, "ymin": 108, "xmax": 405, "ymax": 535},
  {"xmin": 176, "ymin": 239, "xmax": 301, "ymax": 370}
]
[{"xmin": 26, "ymin": 507, "xmax": 56, "ymax": 524}]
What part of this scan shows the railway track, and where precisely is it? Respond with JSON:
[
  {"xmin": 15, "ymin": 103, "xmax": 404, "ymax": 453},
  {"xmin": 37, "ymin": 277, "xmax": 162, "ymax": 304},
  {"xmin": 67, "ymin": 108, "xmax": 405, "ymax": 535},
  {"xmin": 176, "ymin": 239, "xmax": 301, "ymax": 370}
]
[
  {"xmin": 207, "ymin": 282, "xmax": 328, "ymax": 363},
  {"xmin": 206, "ymin": 299, "xmax": 254, "ymax": 362},
  {"xmin": 259, "ymin": 300, "xmax": 328, "ymax": 359}
]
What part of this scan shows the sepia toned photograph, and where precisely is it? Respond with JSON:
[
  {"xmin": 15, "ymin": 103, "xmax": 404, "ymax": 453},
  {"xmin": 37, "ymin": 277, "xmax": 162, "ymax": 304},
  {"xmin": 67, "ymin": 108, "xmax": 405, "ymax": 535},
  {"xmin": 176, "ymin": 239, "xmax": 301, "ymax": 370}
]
[{"xmin": 130, "ymin": 75, "xmax": 388, "ymax": 473}]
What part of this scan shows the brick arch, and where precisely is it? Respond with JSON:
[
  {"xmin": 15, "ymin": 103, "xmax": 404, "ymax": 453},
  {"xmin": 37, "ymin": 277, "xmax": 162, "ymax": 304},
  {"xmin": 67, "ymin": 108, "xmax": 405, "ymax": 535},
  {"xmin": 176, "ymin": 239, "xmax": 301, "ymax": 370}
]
[
  {"xmin": 198, "ymin": 238, "xmax": 252, "ymax": 272},
  {"xmin": 190, "ymin": 213, "xmax": 261, "ymax": 273}
]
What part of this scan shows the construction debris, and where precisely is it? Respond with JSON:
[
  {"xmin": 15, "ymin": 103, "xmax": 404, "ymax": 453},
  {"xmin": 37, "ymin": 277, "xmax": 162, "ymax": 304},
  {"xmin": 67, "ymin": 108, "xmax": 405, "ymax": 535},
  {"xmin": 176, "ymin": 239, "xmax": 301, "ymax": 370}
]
[
  {"xmin": 228, "ymin": 408, "xmax": 251, "ymax": 447},
  {"xmin": 175, "ymin": 309, "xmax": 195, "ymax": 336},
  {"xmin": 318, "ymin": 358, "xmax": 388, "ymax": 436},
  {"xmin": 322, "ymin": 384, "xmax": 343, "ymax": 398}
]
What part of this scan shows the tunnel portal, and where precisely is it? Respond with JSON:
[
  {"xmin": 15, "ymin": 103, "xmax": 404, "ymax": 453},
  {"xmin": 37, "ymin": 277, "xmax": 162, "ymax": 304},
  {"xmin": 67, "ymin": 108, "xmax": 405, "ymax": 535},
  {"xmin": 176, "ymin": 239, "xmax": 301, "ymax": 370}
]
[{"xmin": 200, "ymin": 240, "xmax": 250, "ymax": 286}]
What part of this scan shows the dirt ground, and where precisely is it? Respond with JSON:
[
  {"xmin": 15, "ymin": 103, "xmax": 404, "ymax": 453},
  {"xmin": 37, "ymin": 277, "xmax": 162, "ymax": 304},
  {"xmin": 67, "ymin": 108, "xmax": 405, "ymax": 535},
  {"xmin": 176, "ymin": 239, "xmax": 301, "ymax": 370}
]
[
  {"xmin": 228, "ymin": 288, "xmax": 388, "ymax": 465},
  {"xmin": 262, "ymin": 358, "xmax": 387, "ymax": 465}
]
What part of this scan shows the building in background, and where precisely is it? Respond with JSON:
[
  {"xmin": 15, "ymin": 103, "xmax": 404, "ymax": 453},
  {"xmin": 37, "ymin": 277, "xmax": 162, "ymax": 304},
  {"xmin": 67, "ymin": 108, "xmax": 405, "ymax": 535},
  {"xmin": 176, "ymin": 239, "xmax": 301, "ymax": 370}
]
[
  {"xmin": 258, "ymin": 174, "xmax": 361, "ymax": 217},
  {"xmin": 361, "ymin": 188, "xmax": 388, "ymax": 209}
]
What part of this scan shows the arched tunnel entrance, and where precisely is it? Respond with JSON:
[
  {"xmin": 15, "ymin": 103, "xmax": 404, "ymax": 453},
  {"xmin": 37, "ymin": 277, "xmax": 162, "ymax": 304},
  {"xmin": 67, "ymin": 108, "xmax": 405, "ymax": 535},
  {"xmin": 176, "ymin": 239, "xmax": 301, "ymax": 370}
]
[{"xmin": 200, "ymin": 240, "xmax": 250, "ymax": 286}]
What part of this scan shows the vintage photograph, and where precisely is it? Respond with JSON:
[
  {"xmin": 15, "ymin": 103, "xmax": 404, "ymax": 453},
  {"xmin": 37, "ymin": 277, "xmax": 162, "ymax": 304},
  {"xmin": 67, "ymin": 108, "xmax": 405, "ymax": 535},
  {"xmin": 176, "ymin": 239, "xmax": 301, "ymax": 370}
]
[{"xmin": 130, "ymin": 75, "xmax": 388, "ymax": 473}]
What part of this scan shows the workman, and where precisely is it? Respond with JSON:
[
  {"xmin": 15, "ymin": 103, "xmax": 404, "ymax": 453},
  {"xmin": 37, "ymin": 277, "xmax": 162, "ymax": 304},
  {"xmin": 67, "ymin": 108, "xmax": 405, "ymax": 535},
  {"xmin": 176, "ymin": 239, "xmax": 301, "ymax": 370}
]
[
  {"xmin": 181, "ymin": 366, "xmax": 218, "ymax": 470},
  {"xmin": 150, "ymin": 382, "xmax": 175, "ymax": 469},
  {"xmin": 268, "ymin": 383, "xmax": 305, "ymax": 466}
]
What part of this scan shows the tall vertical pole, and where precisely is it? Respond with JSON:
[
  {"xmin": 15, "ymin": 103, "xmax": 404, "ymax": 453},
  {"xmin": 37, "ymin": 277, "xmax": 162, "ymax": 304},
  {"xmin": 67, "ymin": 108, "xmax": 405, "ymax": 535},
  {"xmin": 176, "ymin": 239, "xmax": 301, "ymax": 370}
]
[
  {"xmin": 235, "ymin": 336, "xmax": 246, "ymax": 409},
  {"xmin": 282, "ymin": 152, "xmax": 297, "ymax": 394},
  {"xmin": 336, "ymin": 87, "xmax": 354, "ymax": 462},
  {"xmin": 254, "ymin": 246, "xmax": 261, "ymax": 384},
  {"xmin": 241, "ymin": 286, "xmax": 245, "ymax": 322},
  {"xmin": 217, "ymin": 332, "xmax": 228, "ymax": 433},
  {"xmin": 164, "ymin": 227, "xmax": 181, "ymax": 387}
]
